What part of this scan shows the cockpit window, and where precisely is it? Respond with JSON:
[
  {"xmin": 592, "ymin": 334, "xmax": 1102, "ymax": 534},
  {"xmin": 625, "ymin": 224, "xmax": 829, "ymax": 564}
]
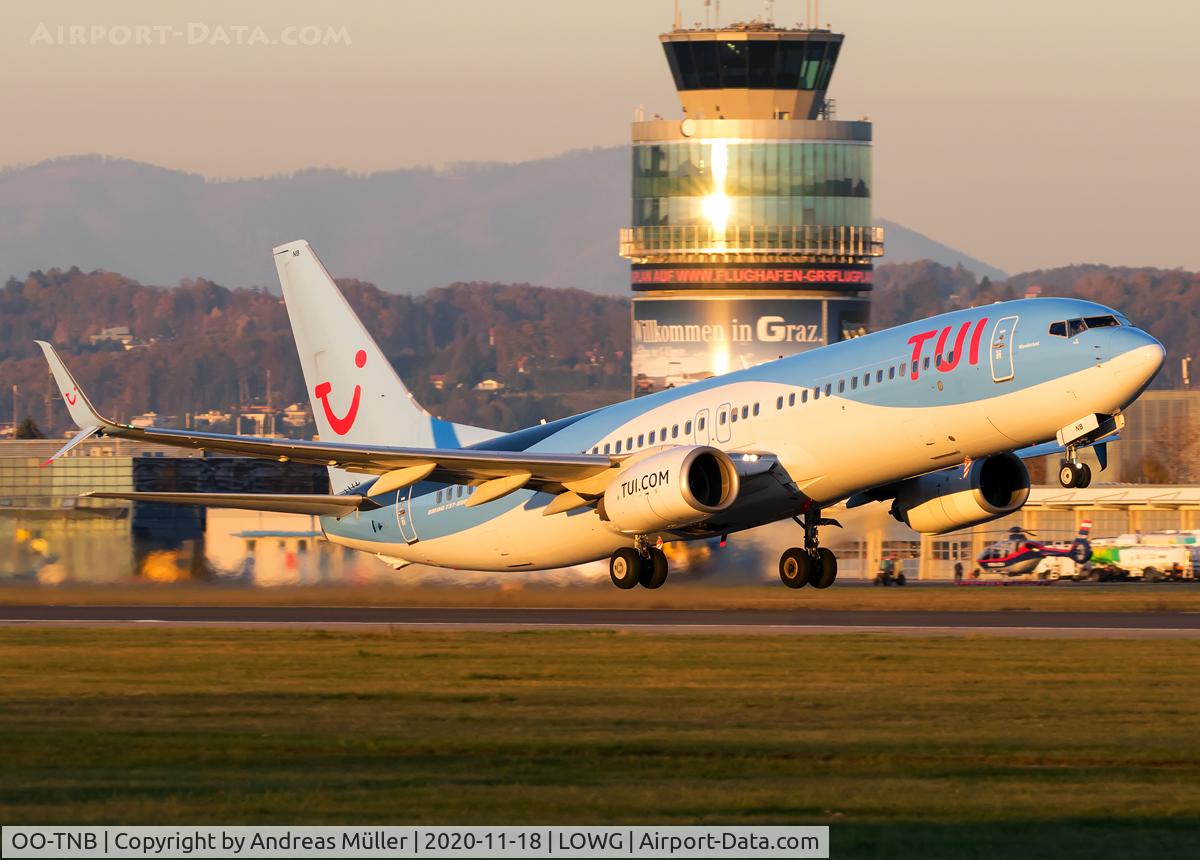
[{"xmin": 1052, "ymin": 315, "xmax": 1122, "ymax": 338}]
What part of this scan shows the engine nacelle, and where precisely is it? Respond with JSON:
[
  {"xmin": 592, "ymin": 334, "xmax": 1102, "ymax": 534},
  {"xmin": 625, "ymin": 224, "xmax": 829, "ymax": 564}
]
[
  {"xmin": 601, "ymin": 446, "xmax": 739, "ymax": 534},
  {"xmin": 891, "ymin": 453, "xmax": 1030, "ymax": 535}
]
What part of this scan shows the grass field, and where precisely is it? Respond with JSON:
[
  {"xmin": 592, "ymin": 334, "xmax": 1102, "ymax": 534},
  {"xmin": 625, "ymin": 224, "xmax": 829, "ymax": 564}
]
[
  {"xmin": 2, "ymin": 627, "xmax": 1198, "ymax": 858},
  {"xmin": 3, "ymin": 581, "xmax": 1200, "ymax": 612}
]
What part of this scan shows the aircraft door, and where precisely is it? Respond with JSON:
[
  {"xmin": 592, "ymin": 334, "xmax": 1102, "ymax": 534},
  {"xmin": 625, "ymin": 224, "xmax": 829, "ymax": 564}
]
[
  {"xmin": 693, "ymin": 408, "xmax": 710, "ymax": 445},
  {"xmin": 395, "ymin": 485, "xmax": 419, "ymax": 544},
  {"xmin": 715, "ymin": 402, "xmax": 732, "ymax": 443},
  {"xmin": 990, "ymin": 316, "xmax": 1018, "ymax": 383}
]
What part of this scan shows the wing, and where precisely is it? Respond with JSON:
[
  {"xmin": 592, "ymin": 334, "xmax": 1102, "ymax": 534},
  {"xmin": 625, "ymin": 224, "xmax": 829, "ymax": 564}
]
[
  {"xmin": 37, "ymin": 341, "xmax": 617, "ymax": 503},
  {"xmin": 85, "ymin": 492, "xmax": 379, "ymax": 517}
]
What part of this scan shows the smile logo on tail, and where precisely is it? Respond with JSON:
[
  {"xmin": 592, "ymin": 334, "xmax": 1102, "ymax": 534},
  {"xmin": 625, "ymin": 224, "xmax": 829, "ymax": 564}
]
[
  {"xmin": 314, "ymin": 349, "xmax": 366, "ymax": 435},
  {"xmin": 64, "ymin": 387, "xmax": 78, "ymax": 406}
]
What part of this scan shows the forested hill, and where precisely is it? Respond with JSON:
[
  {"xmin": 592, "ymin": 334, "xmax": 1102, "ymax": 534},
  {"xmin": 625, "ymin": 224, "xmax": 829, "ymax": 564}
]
[
  {"xmin": 1, "ymin": 260, "xmax": 1193, "ymax": 437},
  {"xmin": 0, "ymin": 268, "xmax": 630, "ymax": 435}
]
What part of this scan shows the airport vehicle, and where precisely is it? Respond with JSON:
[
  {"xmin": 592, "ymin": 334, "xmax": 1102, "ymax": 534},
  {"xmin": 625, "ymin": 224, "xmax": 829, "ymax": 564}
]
[
  {"xmin": 1088, "ymin": 541, "xmax": 1194, "ymax": 581},
  {"xmin": 37, "ymin": 241, "xmax": 1164, "ymax": 590},
  {"xmin": 975, "ymin": 522, "xmax": 1093, "ymax": 577},
  {"xmin": 873, "ymin": 558, "xmax": 906, "ymax": 586}
]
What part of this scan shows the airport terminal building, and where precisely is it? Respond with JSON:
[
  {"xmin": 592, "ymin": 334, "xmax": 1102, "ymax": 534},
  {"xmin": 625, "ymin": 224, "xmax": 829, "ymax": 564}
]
[{"xmin": 622, "ymin": 22, "xmax": 883, "ymax": 394}]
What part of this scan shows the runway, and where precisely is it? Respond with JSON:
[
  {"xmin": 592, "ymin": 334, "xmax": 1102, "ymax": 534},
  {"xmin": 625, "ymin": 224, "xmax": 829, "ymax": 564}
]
[{"xmin": 3, "ymin": 604, "xmax": 1198, "ymax": 637}]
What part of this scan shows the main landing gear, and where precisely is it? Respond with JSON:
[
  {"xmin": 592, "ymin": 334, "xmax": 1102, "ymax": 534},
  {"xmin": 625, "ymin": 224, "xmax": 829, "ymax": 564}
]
[
  {"xmin": 779, "ymin": 509, "xmax": 840, "ymax": 590},
  {"xmin": 609, "ymin": 539, "xmax": 668, "ymax": 590},
  {"xmin": 1058, "ymin": 447, "xmax": 1092, "ymax": 489}
]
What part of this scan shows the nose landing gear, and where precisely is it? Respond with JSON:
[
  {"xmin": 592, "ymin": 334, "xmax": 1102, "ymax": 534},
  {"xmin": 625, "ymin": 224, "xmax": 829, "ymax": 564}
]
[
  {"xmin": 778, "ymin": 509, "xmax": 839, "ymax": 590},
  {"xmin": 1058, "ymin": 449, "xmax": 1092, "ymax": 488}
]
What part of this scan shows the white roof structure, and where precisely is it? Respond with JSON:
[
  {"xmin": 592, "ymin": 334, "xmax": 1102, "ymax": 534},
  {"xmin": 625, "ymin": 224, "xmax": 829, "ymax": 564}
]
[{"xmin": 1027, "ymin": 485, "xmax": 1200, "ymax": 509}]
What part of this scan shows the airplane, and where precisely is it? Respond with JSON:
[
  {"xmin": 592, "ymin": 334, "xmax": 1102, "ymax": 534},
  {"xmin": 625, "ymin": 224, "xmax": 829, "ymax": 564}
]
[
  {"xmin": 975, "ymin": 521, "xmax": 1093, "ymax": 576},
  {"xmin": 36, "ymin": 240, "xmax": 1165, "ymax": 590}
]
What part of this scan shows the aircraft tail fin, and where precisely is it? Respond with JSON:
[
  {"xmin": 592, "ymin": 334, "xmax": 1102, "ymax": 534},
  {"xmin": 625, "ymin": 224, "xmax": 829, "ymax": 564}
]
[
  {"xmin": 271, "ymin": 240, "xmax": 495, "ymax": 492},
  {"xmin": 36, "ymin": 341, "xmax": 112, "ymax": 432},
  {"xmin": 1071, "ymin": 518, "xmax": 1093, "ymax": 563}
]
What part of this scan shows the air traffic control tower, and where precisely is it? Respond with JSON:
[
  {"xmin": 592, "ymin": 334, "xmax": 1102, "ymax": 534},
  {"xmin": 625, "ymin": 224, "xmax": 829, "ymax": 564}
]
[{"xmin": 621, "ymin": 14, "xmax": 883, "ymax": 394}]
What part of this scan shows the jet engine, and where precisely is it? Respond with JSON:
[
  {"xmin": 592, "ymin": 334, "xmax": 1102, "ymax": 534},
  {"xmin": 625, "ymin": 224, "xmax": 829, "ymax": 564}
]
[
  {"xmin": 601, "ymin": 446, "xmax": 739, "ymax": 534},
  {"xmin": 890, "ymin": 453, "xmax": 1030, "ymax": 535}
]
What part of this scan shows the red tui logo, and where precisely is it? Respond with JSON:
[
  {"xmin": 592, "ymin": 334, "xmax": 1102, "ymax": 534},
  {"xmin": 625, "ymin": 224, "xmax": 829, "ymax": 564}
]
[{"xmin": 314, "ymin": 350, "xmax": 366, "ymax": 435}]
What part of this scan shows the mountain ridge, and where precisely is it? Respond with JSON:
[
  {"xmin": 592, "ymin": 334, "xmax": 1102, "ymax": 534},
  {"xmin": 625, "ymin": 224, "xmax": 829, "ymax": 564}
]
[{"xmin": 2, "ymin": 151, "xmax": 1008, "ymax": 294}]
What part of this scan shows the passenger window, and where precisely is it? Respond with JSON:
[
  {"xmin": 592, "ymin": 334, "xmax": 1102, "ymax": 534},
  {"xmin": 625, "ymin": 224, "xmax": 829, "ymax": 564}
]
[
  {"xmin": 877, "ymin": 369, "xmax": 883, "ymax": 383},
  {"xmin": 752, "ymin": 403, "xmax": 759, "ymax": 416},
  {"xmin": 788, "ymin": 393, "xmax": 796, "ymax": 406},
  {"xmin": 838, "ymin": 380, "xmax": 845, "ymax": 393},
  {"xmin": 899, "ymin": 362, "xmax": 907, "ymax": 377},
  {"xmin": 923, "ymin": 356, "xmax": 931, "ymax": 370},
  {"xmin": 698, "ymin": 416, "xmax": 706, "ymax": 430},
  {"xmin": 435, "ymin": 490, "xmax": 442, "ymax": 504},
  {"xmin": 862, "ymin": 373, "xmax": 869, "ymax": 387},
  {"xmin": 813, "ymin": 388, "xmax": 820, "ymax": 401},
  {"xmin": 824, "ymin": 383, "xmax": 832, "ymax": 396},
  {"xmin": 660, "ymin": 426, "xmax": 667, "ymax": 439},
  {"xmin": 801, "ymin": 390, "xmax": 808, "ymax": 403},
  {"xmin": 719, "ymin": 412, "xmax": 726, "ymax": 425},
  {"xmin": 776, "ymin": 396, "xmax": 784, "ymax": 410},
  {"xmin": 615, "ymin": 440, "xmax": 622, "ymax": 453},
  {"xmin": 648, "ymin": 431, "xmax": 656, "ymax": 445},
  {"xmin": 731, "ymin": 410, "xmax": 738, "ymax": 423},
  {"xmin": 888, "ymin": 366, "xmax": 896, "ymax": 380},
  {"xmin": 741, "ymin": 405, "xmax": 749, "ymax": 419},
  {"xmin": 627, "ymin": 437, "xmax": 633, "ymax": 450},
  {"xmin": 604, "ymin": 443, "xmax": 611, "ymax": 454},
  {"xmin": 637, "ymin": 434, "xmax": 644, "ymax": 447},
  {"xmin": 1049, "ymin": 321, "xmax": 1067, "ymax": 337},
  {"xmin": 458, "ymin": 486, "xmax": 464, "ymax": 498},
  {"xmin": 685, "ymin": 420, "xmax": 693, "ymax": 434},
  {"xmin": 934, "ymin": 354, "xmax": 942, "ymax": 366},
  {"xmin": 850, "ymin": 377, "xmax": 858, "ymax": 390},
  {"xmin": 671, "ymin": 425, "xmax": 678, "ymax": 438}
]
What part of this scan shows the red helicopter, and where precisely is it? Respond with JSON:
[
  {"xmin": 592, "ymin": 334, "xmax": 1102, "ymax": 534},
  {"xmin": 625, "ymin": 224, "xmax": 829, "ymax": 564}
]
[{"xmin": 975, "ymin": 520, "xmax": 1093, "ymax": 576}]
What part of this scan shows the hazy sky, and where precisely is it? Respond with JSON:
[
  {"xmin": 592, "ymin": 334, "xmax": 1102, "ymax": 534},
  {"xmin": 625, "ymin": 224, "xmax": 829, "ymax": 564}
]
[{"xmin": 3, "ymin": 0, "xmax": 1197, "ymax": 274}]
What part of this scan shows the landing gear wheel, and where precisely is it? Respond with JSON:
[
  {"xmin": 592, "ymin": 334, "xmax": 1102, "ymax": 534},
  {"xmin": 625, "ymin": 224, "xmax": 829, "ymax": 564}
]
[
  {"xmin": 1059, "ymin": 460, "xmax": 1090, "ymax": 488},
  {"xmin": 810, "ymin": 547, "xmax": 838, "ymax": 589},
  {"xmin": 609, "ymin": 548, "xmax": 642, "ymax": 590},
  {"xmin": 779, "ymin": 548, "xmax": 811, "ymax": 589},
  {"xmin": 638, "ymin": 548, "xmax": 668, "ymax": 589}
]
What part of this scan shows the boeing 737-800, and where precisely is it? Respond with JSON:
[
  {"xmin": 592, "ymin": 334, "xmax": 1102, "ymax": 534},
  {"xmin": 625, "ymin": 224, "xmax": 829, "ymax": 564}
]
[{"xmin": 37, "ymin": 241, "xmax": 1164, "ymax": 589}]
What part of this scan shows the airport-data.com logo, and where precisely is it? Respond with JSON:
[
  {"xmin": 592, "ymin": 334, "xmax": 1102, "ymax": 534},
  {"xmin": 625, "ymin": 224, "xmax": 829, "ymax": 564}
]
[{"xmin": 29, "ymin": 22, "xmax": 352, "ymax": 48}]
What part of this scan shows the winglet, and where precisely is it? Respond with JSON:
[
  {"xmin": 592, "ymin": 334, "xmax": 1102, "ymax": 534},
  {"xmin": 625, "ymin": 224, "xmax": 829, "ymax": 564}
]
[
  {"xmin": 35, "ymin": 341, "xmax": 114, "ymax": 431},
  {"xmin": 41, "ymin": 424, "xmax": 102, "ymax": 467}
]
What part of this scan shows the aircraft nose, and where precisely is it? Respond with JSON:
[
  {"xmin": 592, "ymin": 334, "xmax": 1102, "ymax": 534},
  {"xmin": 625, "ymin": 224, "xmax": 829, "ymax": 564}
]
[{"xmin": 1113, "ymin": 329, "xmax": 1165, "ymax": 389}]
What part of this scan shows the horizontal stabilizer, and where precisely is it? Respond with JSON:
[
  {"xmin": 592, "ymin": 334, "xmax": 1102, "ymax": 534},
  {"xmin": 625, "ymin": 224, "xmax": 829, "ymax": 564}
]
[{"xmin": 84, "ymin": 492, "xmax": 379, "ymax": 517}]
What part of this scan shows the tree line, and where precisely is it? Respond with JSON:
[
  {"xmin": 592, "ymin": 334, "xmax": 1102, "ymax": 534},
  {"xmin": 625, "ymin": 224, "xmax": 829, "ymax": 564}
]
[{"xmin": 2, "ymin": 260, "xmax": 1194, "ymax": 437}]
